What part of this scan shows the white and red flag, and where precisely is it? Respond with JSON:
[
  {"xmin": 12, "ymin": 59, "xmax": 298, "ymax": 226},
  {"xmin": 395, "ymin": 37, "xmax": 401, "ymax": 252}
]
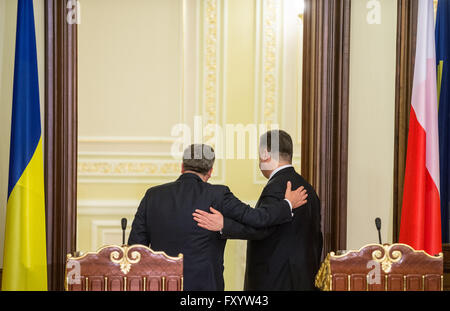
[{"xmin": 399, "ymin": 0, "xmax": 442, "ymax": 255}]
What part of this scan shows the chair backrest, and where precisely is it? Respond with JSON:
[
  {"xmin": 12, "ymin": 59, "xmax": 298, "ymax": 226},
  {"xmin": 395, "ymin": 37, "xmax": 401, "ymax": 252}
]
[
  {"xmin": 65, "ymin": 244, "xmax": 183, "ymax": 291},
  {"xmin": 315, "ymin": 243, "xmax": 443, "ymax": 291}
]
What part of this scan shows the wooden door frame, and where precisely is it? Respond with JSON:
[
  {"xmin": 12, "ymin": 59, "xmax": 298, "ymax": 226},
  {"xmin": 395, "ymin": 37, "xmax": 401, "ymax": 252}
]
[
  {"xmin": 44, "ymin": 0, "xmax": 78, "ymax": 291},
  {"xmin": 301, "ymin": 0, "xmax": 351, "ymax": 256}
]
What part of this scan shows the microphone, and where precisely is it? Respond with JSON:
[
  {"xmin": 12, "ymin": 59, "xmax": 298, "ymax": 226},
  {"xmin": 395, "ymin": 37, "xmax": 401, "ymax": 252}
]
[
  {"xmin": 375, "ymin": 217, "xmax": 382, "ymax": 244},
  {"xmin": 121, "ymin": 218, "xmax": 127, "ymax": 245}
]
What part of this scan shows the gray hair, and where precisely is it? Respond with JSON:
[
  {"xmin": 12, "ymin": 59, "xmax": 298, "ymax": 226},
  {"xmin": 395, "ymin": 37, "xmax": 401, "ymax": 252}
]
[{"xmin": 182, "ymin": 144, "xmax": 215, "ymax": 174}]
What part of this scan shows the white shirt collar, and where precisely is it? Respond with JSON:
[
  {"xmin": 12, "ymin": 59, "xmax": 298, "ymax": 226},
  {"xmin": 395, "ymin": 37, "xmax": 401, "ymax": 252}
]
[{"xmin": 269, "ymin": 164, "xmax": 293, "ymax": 181}]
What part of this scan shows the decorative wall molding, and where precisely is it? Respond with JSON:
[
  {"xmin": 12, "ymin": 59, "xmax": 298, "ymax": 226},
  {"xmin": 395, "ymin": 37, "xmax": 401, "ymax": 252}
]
[
  {"xmin": 77, "ymin": 200, "xmax": 139, "ymax": 216},
  {"xmin": 78, "ymin": 136, "xmax": 177, "ymax": 143},
  {"xmin": 200, "ymin": 0, "xmax": 227, "ymax": 180},
  {"xmin": 78, "ymin": 159, "xmax": 180, "ymax": 179},
  {"xmin": 253, "ymin": 0, "xmax": 302, "ymax": 184},
  {"xmin": 77, "ymin": 138, "xmax": 183, "ymax": 184},
  {"xmin": 77, "ymin": 151, "xmax": 224, "ymax": 184},
  {"xmin": 90, "ymin": 220, "xmax": 131, "ymax": 250},
  {"xmin": 77, "ymin": 200, "xmax": 137, "ymax": 251},
  {"xmin": 261, "ymin": 0, "xmax": 281, "ymax": 126},
  {"xmin": 203, "ymin": 0, "xmax": 221, "ymax": 139},
  {"xmin": 78, "ymin": 150, "xmax": 179, "ymax": 183},
  {"xmin": 199, "ymin": 0, "xmax": 226, "ymax": 183},
  {"xmin": 255, "ymin": 0, "xmax": 281, "ymax": 127}
]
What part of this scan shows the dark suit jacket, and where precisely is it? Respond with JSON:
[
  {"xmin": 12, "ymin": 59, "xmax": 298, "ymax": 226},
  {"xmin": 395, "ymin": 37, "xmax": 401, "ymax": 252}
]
[
  {"xmin": 222, "ymin": 167, "xmax": 323, "ymax": 291},
  {"xmin": 127, "ymin": 173, "xmax": 294, "ymax": 291}
]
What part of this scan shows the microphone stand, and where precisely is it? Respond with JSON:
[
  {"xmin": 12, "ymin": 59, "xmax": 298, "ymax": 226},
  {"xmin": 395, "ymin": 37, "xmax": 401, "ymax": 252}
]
[{"xmin": 121, "ymin": 218, "xmax": 127, "ymax": 246}]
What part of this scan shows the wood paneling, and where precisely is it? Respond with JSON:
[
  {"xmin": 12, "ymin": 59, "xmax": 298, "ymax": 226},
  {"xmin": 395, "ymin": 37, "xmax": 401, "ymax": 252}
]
[
  {"xmin": 443, "ymin": 244, "xmax": 450, "ymax": 291},
  {"xmin": 301, "ymin": 0, "xmax": 351, "ymax": 256},
  {"xmin": 44, "ymin": 0, "xmax": 78, "ymax": 291}
]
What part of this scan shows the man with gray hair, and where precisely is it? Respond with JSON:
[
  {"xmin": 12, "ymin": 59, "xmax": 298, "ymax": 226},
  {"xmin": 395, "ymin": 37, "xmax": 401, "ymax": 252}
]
[{"xmin": 128, "ymin": 143, "xmax": 307, "ymax": 291}]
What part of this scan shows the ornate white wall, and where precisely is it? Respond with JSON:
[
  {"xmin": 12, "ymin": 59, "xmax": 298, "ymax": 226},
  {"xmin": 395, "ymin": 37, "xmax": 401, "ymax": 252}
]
[{"xmin": 77, "ymin": 0, "xmax": 304, "ymax": 290}]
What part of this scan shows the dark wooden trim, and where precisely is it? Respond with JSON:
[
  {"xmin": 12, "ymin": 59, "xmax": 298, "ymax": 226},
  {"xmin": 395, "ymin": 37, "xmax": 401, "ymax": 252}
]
[
  {"xmin": 393, "ymin": 0, "xmax": 418, "ymax": 243},
  {"xmin": 44, "ymin": 0, "xmax": 78, "ymax": 291},
  {"xmin": 443, "ymin": 244, "xmax": 450, "ymax": 291},
  {"xmin": 301, "ymin": 0, "xmax": 351, "ymax": 256}
]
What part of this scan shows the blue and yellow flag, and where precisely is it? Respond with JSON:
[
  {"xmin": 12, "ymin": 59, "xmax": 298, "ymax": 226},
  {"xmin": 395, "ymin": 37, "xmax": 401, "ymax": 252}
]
[
  {"xmin": 1, "ymin": 0, "xmax": 47, "ymax": 291},
  {"xmin": 436, "ymin": 0, "xmax": 450, "ymax": 243}
]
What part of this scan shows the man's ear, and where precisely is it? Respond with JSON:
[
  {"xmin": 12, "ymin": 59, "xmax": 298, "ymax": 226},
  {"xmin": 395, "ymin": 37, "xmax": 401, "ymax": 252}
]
[
  {"xmin": 263, "ymin": 152, "xmax": 272, "ymax": 164},
  {"xmin": 207, "ymin": 168, "xmax": 213, "ymax": 179},
  {"xmin": 181, "ymin": 163, "xmax": 185, "ymax": 173},
  {"xmin": 260, "ymin": 148, "xmax": 270, "ymax": 162}
]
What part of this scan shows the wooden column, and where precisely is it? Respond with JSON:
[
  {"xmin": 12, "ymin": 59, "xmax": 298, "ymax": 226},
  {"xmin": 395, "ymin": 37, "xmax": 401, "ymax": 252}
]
[
  {"xmin": 44, "ymin": 0, "xmax": 78, "ymax": 291},
  {"xmin": 301, "ymin": 0, "xmax": 351, "ymax": 256}
]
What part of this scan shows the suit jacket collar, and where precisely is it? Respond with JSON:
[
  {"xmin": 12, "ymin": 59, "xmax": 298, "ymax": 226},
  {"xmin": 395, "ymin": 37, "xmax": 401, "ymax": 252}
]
[
  {"xmin": 177, "ymin": 173, "xmax": 204, "ymax": 182},
  {"xmin": 255, "ymin": 166, "xmax": 295, "ymax": 208},
  {"xmin": 268, "ymin": 166, "xmax": 295, "ymax": 182}
]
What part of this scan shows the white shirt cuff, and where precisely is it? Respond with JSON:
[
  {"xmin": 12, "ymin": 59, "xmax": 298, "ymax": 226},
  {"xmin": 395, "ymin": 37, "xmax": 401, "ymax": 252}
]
[{"xmin": 284, "ymin": 199, "xmax": 294, "ymax": 216}]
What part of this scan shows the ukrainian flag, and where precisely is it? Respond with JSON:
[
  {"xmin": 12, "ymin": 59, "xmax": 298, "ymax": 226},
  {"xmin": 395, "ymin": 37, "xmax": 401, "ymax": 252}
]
[
  {"xmin": 1, "ymin": 0, "xmax": 47, "ymax": 291},
  {"xmin": 436, "ymin": 0, "xmax": 450, "ymax": 243}
]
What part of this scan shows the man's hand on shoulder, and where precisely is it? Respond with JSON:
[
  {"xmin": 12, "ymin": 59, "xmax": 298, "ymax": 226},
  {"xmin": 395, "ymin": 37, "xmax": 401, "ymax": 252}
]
[
  {"xmin": 285, "ymin": 181, "xmax": 308, "ymax": 210},
  {"xmin": 193, "ymin": 207, "xmax": 224, "ymax": 232}
]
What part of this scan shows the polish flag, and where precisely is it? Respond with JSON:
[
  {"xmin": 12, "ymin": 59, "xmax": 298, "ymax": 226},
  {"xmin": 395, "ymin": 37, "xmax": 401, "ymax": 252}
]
[{"xmin": 399, "ymin": 0, "xmax": 442, "ymax": 255}]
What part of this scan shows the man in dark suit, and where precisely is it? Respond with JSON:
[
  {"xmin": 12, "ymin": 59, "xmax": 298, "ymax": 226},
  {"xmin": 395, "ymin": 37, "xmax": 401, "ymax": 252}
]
[
  {"xmin": 193, "ymin": 130, "xmax": 323, "ymax": 290},
  {"xmin": 128, "ymin": 144, "xmax": 308, "ymax": 291}
]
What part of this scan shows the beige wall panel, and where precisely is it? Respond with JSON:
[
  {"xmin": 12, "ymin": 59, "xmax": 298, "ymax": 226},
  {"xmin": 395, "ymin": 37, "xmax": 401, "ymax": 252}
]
[
  {"xmin": 347, "ymin": 0, "xmax": 397, "ymax": 250},
  {"xmin": 78, "ymin": 0, "xmax": 183, "ymax": 138}
]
